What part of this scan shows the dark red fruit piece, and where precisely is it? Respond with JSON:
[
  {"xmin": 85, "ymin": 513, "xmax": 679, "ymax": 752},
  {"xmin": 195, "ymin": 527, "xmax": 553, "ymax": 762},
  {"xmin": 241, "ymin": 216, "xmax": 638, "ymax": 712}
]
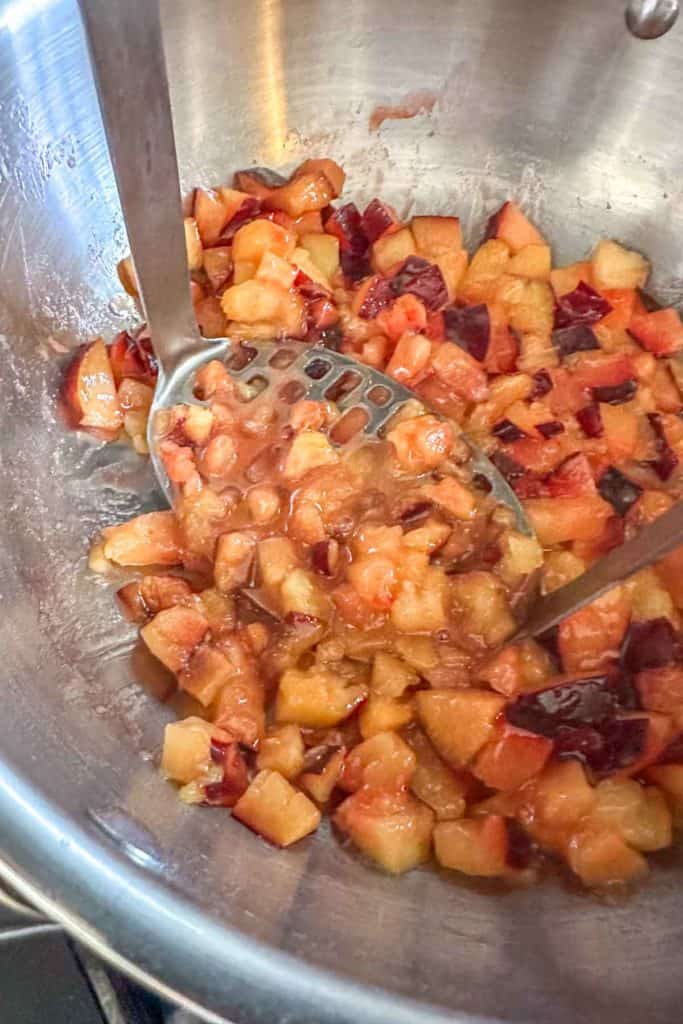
[
  {"xmin": 361, "ymin": 199, "xmax": 396, "ymax": 243},
  {"xmin": 597, "ymin": 466, "xmax": 642, "ymax": 516},
  {"xmin": 493, "ymin": 418, "xmax": 527, "ymax": 443},
  {"xmin": 529, "ymin": 369, "xmax": 553, "ymax": 400},
  {"xmin": 390, "ymin": 256, "xmax": 448, "ymax": 312},
  {"xmin": 552, "ymin": 325, "xmax": 600, "ymax": 358},
  {"xmin": 444, "ymin": 304, "xmax": 490, "ymax": 362},
  {"xmin": 109, "ymin": 331, "xmax": 159, "ymax": 386},
  {"xmin": 505, "ymin": 675, "xmax": 618, "ymax": 736},
  {"xmin": 203, "ymin": 743, "xmax": 249, "ymax": 807},
  {"xmin": 536, "ymin": 420, "xmax": 564, "ymax": 438},
  {"xmin": 622, "ymin": 618, "xmax": 682, "ymax": 673},
  {"xmin": 554, "ymin": 718, "xmax": 649, "ymax": 779},
  {"xmin": 490, "ymin": 450, "xmax": 526, "ymax": 482},
  {"xmin": 341, "ymin": 250, "xmax": 371, "ymax": 282},
  {"xmin": 591, "ymin": 379, "xmax": 638, "ymax": 405},
  {"xmin": 553, "ymin": 282, "xmax": 613, "ymax": 330},
  {"xmin": 210, "ymin": 739, "xmax": 230, "ymax": 764},
  {"xmin": 576, "ymin": 403, "xmax": 604, "ymax": 438},
  {"xmin": 358, "ymin": 276, "xmax": 394, "ymax": 319},
  {"xmin": 325, "ymin": 203, "xmax": 368, "ymax": 255},
  {"xmin": 647, "ymin": 412, "xmax": 679, "ymax": 481}
]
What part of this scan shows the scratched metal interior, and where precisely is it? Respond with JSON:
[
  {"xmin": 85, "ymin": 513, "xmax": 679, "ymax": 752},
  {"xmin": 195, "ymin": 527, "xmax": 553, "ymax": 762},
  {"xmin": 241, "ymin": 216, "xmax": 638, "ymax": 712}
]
[{"xmin": 1, "ymin": 1, "xmax": 683, "ymax": 1023}]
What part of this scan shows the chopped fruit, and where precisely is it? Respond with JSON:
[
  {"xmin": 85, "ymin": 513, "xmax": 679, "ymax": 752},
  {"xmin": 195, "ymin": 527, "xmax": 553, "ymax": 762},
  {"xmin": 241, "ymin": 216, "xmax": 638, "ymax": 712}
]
[
  {"xmin": 341, "ymin": 730, "xmax": 416, "ymax": 791},
  {"xmin": 335, "ymin": 788, "xmax": 434, "ymax": 874},
  {"xmin": 90, "ymin": 154, "xmax": 683, "ymax": 890},
  {"xmin": 233, "ymin": 770, "xmax": 321, "ymax": 846},
  {"xmin": 256, "ymin": 724, "xmax": 305, "ymax": 779},
  {"xmin": 630, "ymin": 307, "xmax": 683, "ymax": 356},
  {"xmin": 141, "ymin": 606, "xmax": 208, "ymax": 673},
  {"xmin": 485, "ymin": 201, "xmax": 546, "ymax": 254},
  {"xmin": 434, "ymin": 815, "xmax": 510, "ymax": 877},
  {"xmin": 161, "ymin": 717, "xmax": 233, "ymax": 784},
  {"xmin": 566, "ymin": 827, "xmax": 647, "ymax": 886},
  {"xmin": 100, "ymin": 511, "xmax": 183, "ymax": 567},
  {"xmin": 417, "ymin": 689, "xmax": 506, "ymax": 767},
  {"xmin": 591, "ymin": 240, "xmax": 650, "ymax": 290},
  {"xmin": 61, "ymin": 339, "xmax": 123, "ymax": 440},
  {"xmin": 507, "ymin": 244, "xmax": 551, "ymax": 280},
  {"xmin": 276, "ymin": 667, "xmax": 367, "ymax": 728},
  {"xmin": 472, "ymin": 727, "xmax": 552, "ymax": 790}
]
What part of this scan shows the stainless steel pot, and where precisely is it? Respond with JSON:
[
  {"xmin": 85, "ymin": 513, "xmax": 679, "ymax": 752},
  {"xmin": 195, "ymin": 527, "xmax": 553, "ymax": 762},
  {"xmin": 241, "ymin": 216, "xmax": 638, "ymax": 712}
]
[{"xmin": 1, "ymin": 1, "xmax": 683, "ymax": 1021}]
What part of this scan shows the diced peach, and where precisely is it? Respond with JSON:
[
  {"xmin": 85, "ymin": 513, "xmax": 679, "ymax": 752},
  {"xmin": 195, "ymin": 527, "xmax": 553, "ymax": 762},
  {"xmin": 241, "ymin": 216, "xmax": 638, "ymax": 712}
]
[
  {"xmin": 101, "ymin": 511, "xmax": 184, "ymax": 567},
  {"xmin": 646, "ymin": 763, "xmax": 683, "ymax": 818},
  {"xmin": 558, "ymin": 586, "xmax": 631, "ymax": 675},
  {"xmin": 233, "ymin": 770, "xmax": 321, "ymax": 846},
  {"xmin": 601, "ymin": 402, "xmax": 639, "ymax": 462},
  {"xmin": 371, "ymin": 227, "xmax": 417, "ymax": 274},
  {"xmin": 385, "ymin": 332, "xmax": 432, "ymax": 384},
  {"xmin": 434, "ymin": 815, "xmax": 510, "ymax": 877},
  {"xmin": 178, "ymin": 644, "xmax": 233, "ymax": 706},
  {"xmin": 487, "ymin": 201, "xmax": 545, "ymax": 254},
  {"xmin": 449, "ymin": 571, "xmax": 517, "ymax": 647},
  {"xmin": 458, "ymin": 239, "xmax": 510, "ymax": 304},
  {"xmin": 376, "ymin": 294, "xmax": 428, "ymax": 341},
  {"xmin": 220, "ymin": 278, "xmax": 284, "ymax": 323},
  {"xmin": 276, "ymin": 667, "xmax": 367, "ymax": 728},
  {"xmin": 550, "ymin": 260, "xmax": 593, "ymax": 297},
  {"xmin": 232, "ymin": 218, "xmax": 296, "ymax": 263},
  {"xmin": 617, "ymin": 712, "xmax": 674, "ymax": 779},
  {"xmin": 592, "ymin": 778, "xmax": 672, "ymax": 852},
  {"xmin": 566, "ymin": 827, "xmax": 647, "ymax": 886},
  {"xmin": 256, "ymin": 724, "xmax": 305, "ymax": 779},
  {"xmin": 341, "ymin": 731, "xmax": 416, "ymax": 792},
  {"xmin": 467, "ymin": 372, "xmax": 533, "ymax": 430},
  {"xmin": 117, "ymin": 255, "xmax": 138, "ymax": 297},
  {"xmin": 533, "ymin": 760, "xmax": 596, "ymax": 829},
  {"xmin": 141, "ymin": 605, "xmax": 208, "ymax": 674},
  {"xmin": 434, "ymin": 250, "xmax": 469, "ymax": 300},
  {"xmin": 197, "ymin": 587, "xmax": 235, "ymax": 637},
  {"xmin": 257, "ymin": 536, "xmax": 299, "ymax": 590},
  {"xmin": 193, "ymin": 188, "xmax": 228, "ymax": 246},
  {"xmin": 598, "ymin": 288, "xmax": 637, "ymax": 332},
  {"xmin": 472, "ymin": 727, "xmax": 552, "ymax": 791},
  {"xmin": 370, "ymin": 652, "xmax": 419, "ymax": 698},
  {"xmin": 403, "ymin": 726, "xmax": 468, "ymax": 820},
  {"xmin": 214, "ymin": 531, "xmax": 256, "ymax": 594},
  {"xmin": 630, "ymin": 307, "xmax": 683, "ymax": 356},
  {"xmin": 477, "ymin": 646, "xmax": 524, "ymax": 697},
  {"xmin": 264, "ymin": 171, "xmax": 337, "ymax": 218},
  {"xmin": 507, "ymin": 244, "xmax": 551, "ymax": 280},
  {"xmin": 637, "ymin": 665, "xmax": 683, "ymax": 713},
  {"xmin": 591, "ymin": 240, "xmax": 650, "ymax": 291},
  {"xmin": 499, "ymin": 531, "xmax": 544, "ymax": 580},
  {"xmin": 430, "ymin": 341, "xmax": 489, "ymax": 402},
  {"xmin": 299, "ymin": 232, "xmax": 340, "ymax": 281},
  {"xmin": 359, "ymin": 695, "xmax": 414, "ymax": 738},
  {"xmin": 211, "ymin": 674, "xmax": 265, "ymax": 748},
  {"xmin": 294, "ymin": 158, "xmax": 345, "ymax": 196},
  {"xmin": 299, "ymin": 748, "xmax": 346, "ymax": 803},
  {"xmin": 335, "ymin": 788, "xmax": 434, "ymax": 874},
  {"xmin": 161, "ymin": 717, "xmax": 233, "ymax": 784},
  {"xmin": 411, "ymin": 216, "xmax": 462, "ymax": 256},
  {"xmin": 61, "ymin": 339, "xmax": 123, "ymax": 440},
  {"xmin": 387, "ymin": 414, "xmax": 455, "ymax": 473},
  {"xmin": 283, "ymin": 431, "xmax": 339, "ymax": 478},
  {"xmin": 280, "ymin": 569, "xmax": 332, "ymax": 620},
  {"xmin": 416, "ymin": 689, "xmax": 506, "ymax": 767},
  {"xmin": 420, "ymin": 476, "xmax": 476, "ymax": 520},
  {"xmin": 523, "ymin": 495, "xmax": 613, "ymax": 545},
  {"xmin": 390, "ymin": 570, "xmax": 448, "ymax": 632}
]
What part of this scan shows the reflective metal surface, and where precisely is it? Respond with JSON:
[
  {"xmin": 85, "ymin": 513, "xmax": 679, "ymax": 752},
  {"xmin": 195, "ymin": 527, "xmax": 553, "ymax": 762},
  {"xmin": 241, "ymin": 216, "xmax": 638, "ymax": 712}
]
[{"xmin": 2, "ymin": 2, "xmax": 683, "ymax": 1023}]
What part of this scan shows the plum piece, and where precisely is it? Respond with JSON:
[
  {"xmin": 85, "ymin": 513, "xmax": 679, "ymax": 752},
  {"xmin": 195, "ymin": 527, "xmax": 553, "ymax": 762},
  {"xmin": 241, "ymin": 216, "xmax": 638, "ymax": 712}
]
[
  {"xmin": 505, "ymin": 818, "xmax": 537, "ymax": 869},
  {"xmin": 552, "ymin": 324, "xmax": 600, "ymax": 358},
  {"xmin": 109, "ymin": 331, "xmax": 158, "ymax": 386},
  {"xmin": 545, "ymin": 453, "xmax": 596, "ymax": 498},
  {"xmin": 536, "ymin": 420, "xmax": 564, "ymax": 438},
  {"xmin": 361, "ymin": 198, "xmax": 397, "ymax": 242},
  {"xmin": 390, "ymin": 256, "xmax": 448, "ymax": 312},
  {"xmin": 555, "ymin": 718, "xmax": 649, "ymax": 779},
  {"xmin": 529, "ymin": 368, "xmax": 553, "ymax": 400},
  {"xmin": 597, "ymin": 466, "xmax": 642, "ymax": 516},
  {"xmin": 656, "ymin": 732, "xmax": 683, "ymax": 765},
  {"xmin": 576, "ymin": 403, "xmax": 604, "ymax": 438},
  {"xmin": 622, "ymin": 618, "xmax": 682, "ymax": 673},
  {"xmin": 61, "ymin": 339, "xmax": 123, "ymax": 440},
  {"xmin": 554, "ymin": 281, "xmax": 613, "ymax": 330},
  {"xmin": 311, "ymin": 539, "xmax": 340, "ymax": 577},
  {"xmin": 358, "ymin": 276, "xmax": 394, "ymax": 320},
  {"xmin": 484, "ymin": 201, "xmax": 545, "ymax": 253},
  {"xmin": 647, "ymin": 412, "xmax": 679, "ymax": 481},
  {"xmin": 325, "ymin": 203, "xmax": 368, "ymax": 255},
  {"xmin": 341, "ymin": 250, "xmax": 371, "ymax": 281},
  {"xmin": 492, "ymin": 418, "xmax": 527, "ymax": 443},
  {"xmin": 592, "ymin": 379, "xmax": 638, "ymax": 405},
  {"xmin": 444, "ymin": 304, "xmax": 490, "ymax": 362},
  {"xmin": 505, "ymin": 675, "xmax": 620, "ymax": 736}
]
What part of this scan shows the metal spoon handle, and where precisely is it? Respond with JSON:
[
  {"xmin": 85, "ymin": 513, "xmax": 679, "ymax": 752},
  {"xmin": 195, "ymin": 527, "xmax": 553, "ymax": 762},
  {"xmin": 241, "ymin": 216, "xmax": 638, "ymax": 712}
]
[
  {"xmin": 517, "ymin": 499, "xmax": 683, "ymax": 639},
  {"xmin": 78, "ymin": 0, "xmax": 204, "ymax": 377}
]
